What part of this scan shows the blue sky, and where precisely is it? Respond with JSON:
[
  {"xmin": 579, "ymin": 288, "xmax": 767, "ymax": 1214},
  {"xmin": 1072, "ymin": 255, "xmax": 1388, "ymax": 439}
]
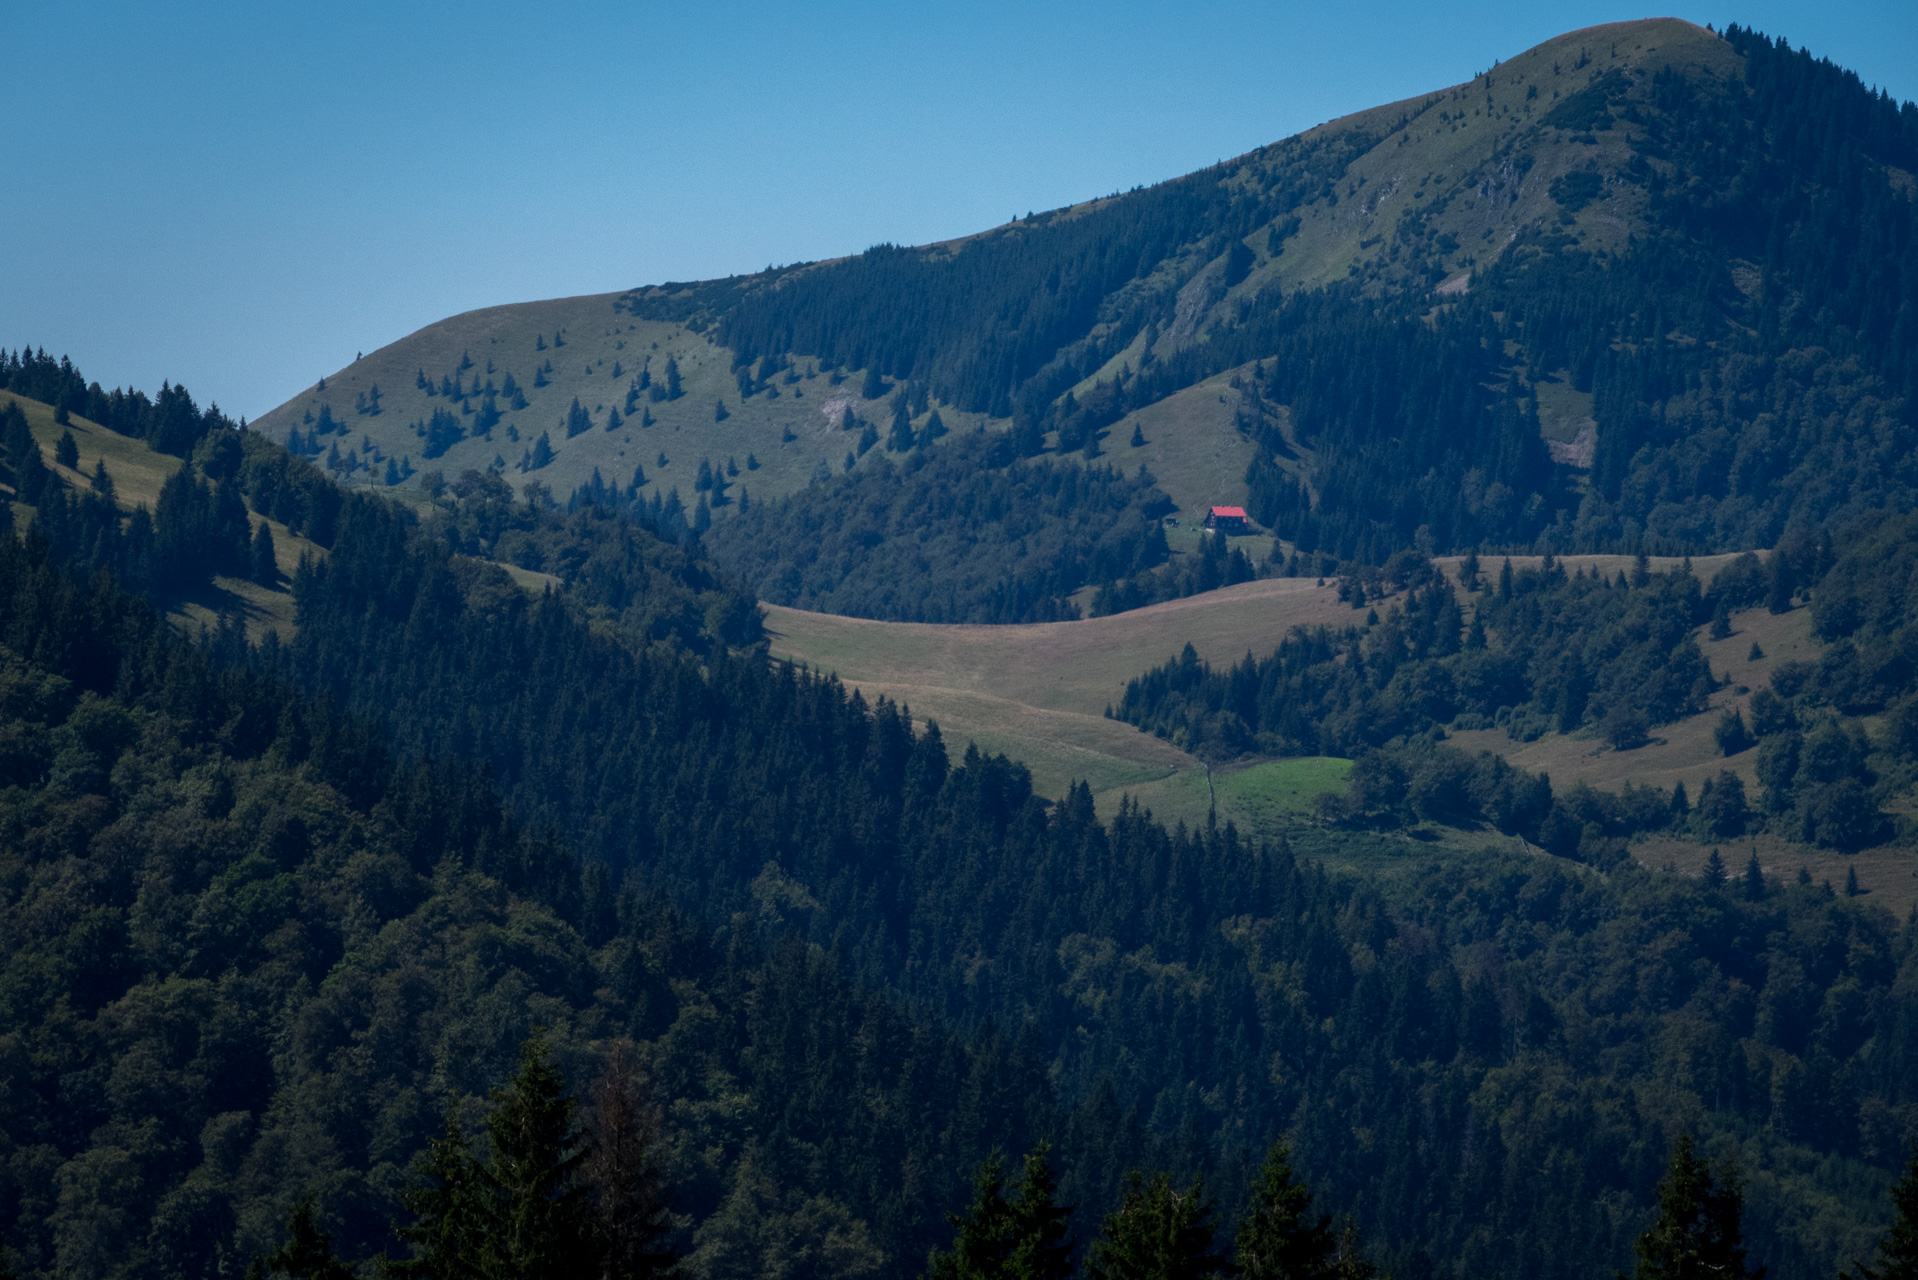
[{"xmin": 4, "ymin": 1, "xmax": 1914, "ymax": 419}]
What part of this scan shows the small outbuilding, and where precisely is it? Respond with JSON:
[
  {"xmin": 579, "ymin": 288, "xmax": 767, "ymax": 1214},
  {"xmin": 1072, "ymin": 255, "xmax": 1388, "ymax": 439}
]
[{"xmin": 1204, "ymin": 505, "xmax": 1249, "ymax": 534}]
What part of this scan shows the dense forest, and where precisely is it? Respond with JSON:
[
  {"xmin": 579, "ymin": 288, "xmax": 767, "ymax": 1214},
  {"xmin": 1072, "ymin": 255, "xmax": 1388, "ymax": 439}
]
[
  {"xmin": 703, "ymin": 431, "xmax": 1173, "ymax": 623},
  {"xmin": 0, "ymin": 367, "xmax": 1915, "ymax": 1277}
]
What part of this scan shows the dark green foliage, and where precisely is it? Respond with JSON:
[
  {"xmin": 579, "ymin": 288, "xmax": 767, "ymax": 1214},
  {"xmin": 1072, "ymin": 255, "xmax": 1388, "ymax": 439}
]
[
  {"xmin": 1630, "ymin": 1135, "xmax": 1759, "ymax": 1280},
  {"xmin": 925, "ymin": 1145, "xmax": 1074, "ymax": 1280},
  {"xmin": 421, "ymin": 409, "xmax": 464, "ymax": 459},
  {"xmin": 1234, "ymin": 1141, "xmax": 1336, "ymax": 1280},
  {"xmin": 1548, "ymin": 171, "xmax": 1606, "ymax": 212},
  {"xmin": 1716, "ymin": 710, "xmax": 1754, "ymax": 756},
  {"xmin": 388, "ymin": 1116, "xmax": 490, "ymax": 1280},
  {"xmin": 53, "ymin": 430, "xmax": 77, "ymax": 469},
  {"xmin": 705, "ymin": 431, "xmax": 1173, "ymax": 623},
  {"xmin": 1115, "ymin": 558, "xmax": 1707, "ymax": 759},
  {"xmin": 476, "ymin": 1038, "xmax": 596, "ymax": 1277},
  {"xmin": 1087, "ymin": 1172, "xmax": 1230, "ymax": 1280},
  {"xmin": 251, "ymin": 521, "xmax": 279, "ymax": 585},
  {"xmin": 9, "ymin": 358, "xmax": 1918, "ymax": 1279},
  {"xmin": 565, "ymin": 398, "xmax": 592, "ymax": 439},
  {"xmin": 0, "ymin": 349, "xmax": 233, "ymax": 457},
  {"xmin": 262, "ymin": 1200, "xmax": 357, "ymax": 1280},
  {"xmin": 1854, "ymin": 1145, "xmax": 1918, "ymax": 1280},
  {"xmin": 1090, "ymin": 530, "xmax": 1256, "ymax": 615}
]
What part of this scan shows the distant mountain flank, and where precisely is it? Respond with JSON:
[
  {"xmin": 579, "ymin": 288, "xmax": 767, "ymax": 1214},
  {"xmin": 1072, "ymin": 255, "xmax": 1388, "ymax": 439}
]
[{"xmin": 254, "ymin": 18, "xmax": 1916, "ymax": 609}]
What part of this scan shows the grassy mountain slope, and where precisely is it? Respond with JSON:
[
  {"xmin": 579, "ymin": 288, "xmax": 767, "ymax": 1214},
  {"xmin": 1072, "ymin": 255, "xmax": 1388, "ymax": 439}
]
[
  {"xmin": 2, "ymin": 390, "xmax": 322, "ymax": 641},
  {"xmin": 254, "ymin": 18, "xmax": 1797, "ymax": 529}
]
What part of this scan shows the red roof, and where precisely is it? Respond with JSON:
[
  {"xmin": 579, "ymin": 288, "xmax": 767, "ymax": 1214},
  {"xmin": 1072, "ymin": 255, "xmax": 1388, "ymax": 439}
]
[{"xmin": 1209, "ymin": 506, "xmax": 1247, "ymax": 518}]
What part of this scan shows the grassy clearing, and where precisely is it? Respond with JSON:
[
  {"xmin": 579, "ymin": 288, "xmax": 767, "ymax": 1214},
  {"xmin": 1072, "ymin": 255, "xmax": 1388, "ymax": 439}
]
[
  {"xmin": 4, "ymin": 390, "xmax": 180, "ymax": 511},
  {"xmin": 1445, "ymin": 603, "xmax": 1817, "ymax": 800},
  {"xmin": 1098, "ymin": 755, "xmax": 1352, "ymax": 836},
  {"xmin": 3, "ymin": 392, "xmax": 324, "ymax": 644},
  {"xmin": 1090, "ymin": 369, "xmax": 1262, "ymax": 520},
  {"xmin": 765, "ymin": 577, "xmax": 1359, "ymax": 798},
  {"xmin": 1634, "ymin": 833, "xmax": 1918, "ymax": 920}
]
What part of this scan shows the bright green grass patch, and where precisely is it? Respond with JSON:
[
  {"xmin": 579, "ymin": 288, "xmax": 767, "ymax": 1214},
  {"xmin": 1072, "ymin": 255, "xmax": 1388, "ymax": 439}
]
[{"xmin": 1214, "ymin": 756, "xmax": 1351, "ymax": 819}]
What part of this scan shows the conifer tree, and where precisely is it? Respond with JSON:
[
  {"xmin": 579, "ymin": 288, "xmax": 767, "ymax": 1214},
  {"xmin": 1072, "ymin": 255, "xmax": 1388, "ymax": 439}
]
[
  {"xmin": 925, "ymin": 1152, "xmax": 1015, "ymax": 1280},
  {"xmin": 55, "ymin": 429, "xmax": 78, "ymax": 469},
  {"xmin": 862, "ymin": 366, "xmax": 885, "ymax": 400},
  {"xmin": 889, "ymin": 408, "xmax": 916, "ymax": 452},
  {"xmin": 252, "ymin": 522, "xmax": 279, "ymax": 585},
  {"xmin": 925, "ymin": 1144, "xmax": 1072, "ymax": 1280},
  {"xmin": 1088, "ymin": 1172, "xmax": 1231, "ymax": 1280},
  {"xmin": 1630, "ymin": 1134, "xmax": 1760, "ymax": 1280},
  {"xmin": 664, "ymin": 357, "xmax": 682, "ymax": 400},
  {"xmin": 261, "ymin": 1199, "xmax": 357, "ymax": 1279},
  {"xmin": 1235, "ymin": 1141, "xmax": 1336, "ymax": 1280},
  {"xmin": 481, "ymin": 1036, "xmax": 596, "ymax": 1278},
  {"xmin": 385, "ymin": 1113, "xmax": 487, "ymax": 1279},
  {"xmin": 1854, "ymin": 1143, "xmax": 1918, "ymax": 1280}
]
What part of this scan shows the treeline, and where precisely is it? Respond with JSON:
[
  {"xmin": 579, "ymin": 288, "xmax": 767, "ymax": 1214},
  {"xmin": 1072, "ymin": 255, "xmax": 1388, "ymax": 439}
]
[
  {"xmin": 703, "ymin": 431, "xmax": 1174, "ymax": 623},
  {"xmin": 1090, "ymin": 528, "xmax": 1261, "ymax": 616},
  {"xmin": 0, "ymin": 347, "xmax": 241, "ymax": 457},
  {"xmin": 1115, "ymin": 554, "xmax": 1714, "ymax": 759}
]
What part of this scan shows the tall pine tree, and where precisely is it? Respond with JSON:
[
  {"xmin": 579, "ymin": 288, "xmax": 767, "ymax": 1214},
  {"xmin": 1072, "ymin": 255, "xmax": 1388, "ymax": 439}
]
[
  {"xmin": 1088, "ymin": 1172, "xmax": 1231, "ymax": 1280},
  {"xmin": 925, "ymin": 1143, "xmax": 1073, "ymax": 1280},
  {"xmin": 1631, "ymin": 1134, "xmax": 1761, "ymax": 1280},
  {"xmin": 1235, "ymin": 1140, "xmax": 1337, "ymax": 1280}
]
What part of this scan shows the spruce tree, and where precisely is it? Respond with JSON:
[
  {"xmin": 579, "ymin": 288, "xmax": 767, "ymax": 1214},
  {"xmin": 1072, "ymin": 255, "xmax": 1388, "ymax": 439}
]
[
  {"xmin": 925, "ymin": 1152, "xmax": 1016, "ymax": 1279},
  {"xmin": 55, "ymin": 429, "xmax": 78, "ymax": 469},
  {"xmin": 1854, "ymin": 1143, "xmax": 1918, "ymax": 1280},
  {"xmin": 252, "ymin": 522, "xmax": 279, "ymax": 585},
  {"xmin": 263, "ymin": 1199, "xmax": 357, "ymax": 1279},
  {"xmin": 1089, "ymin": 1171, "xmax": 1231, "ymax": 1280},
  {"xmin": 386, "ymin": 1112, "xmax": 487, "ymax": 1278},
  {"xmin": 1009, "ymin": 1144, "xmax": 1075, "ymax": 1280},
  {"xmin": 481, "ymin": 1035, "xmax": 596, "ymax": 1279},
  {"xmin": 1630, "ymin": 1134, "xmax": 1760, "ymax": 1280},
  {"xmin": 925, "ymin": 1144, "xmax": 1073, "ymax": 1280},
  {"xmin": 1235, "ymin": 1140, "xmax": 1336, "ymax": 1280}
]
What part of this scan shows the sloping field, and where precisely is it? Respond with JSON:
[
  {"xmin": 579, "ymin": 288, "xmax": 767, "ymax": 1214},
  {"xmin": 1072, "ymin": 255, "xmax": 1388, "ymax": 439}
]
[
  {"xmin": 765, "ymin": 576, "xmax": 1357, "ymax": 798},
  {"xmin": 3, "ymin": 391, "xmax": 323, "ymax": 643}
]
